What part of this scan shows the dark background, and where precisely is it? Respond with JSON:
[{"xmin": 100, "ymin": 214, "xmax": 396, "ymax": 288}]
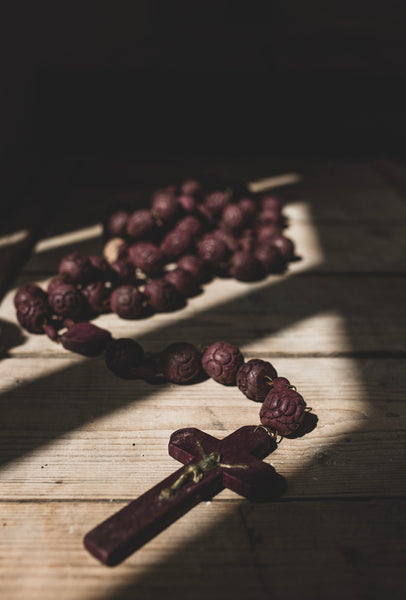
[{"xmin": 2, "ymin": 0, "xmax": 406, "ymax": 190}]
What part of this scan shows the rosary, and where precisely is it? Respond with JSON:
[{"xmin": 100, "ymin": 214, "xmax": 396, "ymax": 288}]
[{"xmin": 13, "ymin": 177, "xmax": 311, "ymax": 566}]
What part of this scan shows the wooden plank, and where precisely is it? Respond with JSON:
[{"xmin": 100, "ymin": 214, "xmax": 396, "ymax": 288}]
[
  {"xmin": 0, "ymin": 357, "xmax": 404, "ymax": 500},
  {"xmin": 1, "ymin": 499, "xmax": 405, "ymax": 600},
  {"xmin": 2, "ymin": 274, "xmax": 405, "ymax": 357}
]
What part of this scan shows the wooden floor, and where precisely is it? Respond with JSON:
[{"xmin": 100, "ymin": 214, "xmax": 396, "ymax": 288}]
[{"xmin": 1, "ymin": 159, "xmax": 405, "ymax": 600}]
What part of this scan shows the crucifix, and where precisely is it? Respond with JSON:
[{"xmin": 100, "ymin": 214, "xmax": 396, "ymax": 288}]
[{"xmin": 84, "ymin": 425, "xmax": 285, "ymax": 566}]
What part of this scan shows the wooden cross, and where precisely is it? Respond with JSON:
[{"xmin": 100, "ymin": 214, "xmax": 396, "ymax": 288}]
[{"xmin": 84, "ymin": 425, "xmax": 285, "ymax": 566}]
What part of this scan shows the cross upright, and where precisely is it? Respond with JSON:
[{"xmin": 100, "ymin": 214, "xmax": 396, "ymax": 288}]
[{"xmin": 84, "ymin": 425, "xmax": 285, "ymax": 566}]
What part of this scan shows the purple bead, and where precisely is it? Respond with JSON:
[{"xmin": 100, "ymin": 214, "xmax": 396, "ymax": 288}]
[
  {"xmin": 128, "ymin": 242, "xmax": 164, "ymax": 277},
  {"xmin": 255, "ymin": 244, "xmax": 285, "ymax": 273},
  {"xmin": 58, "ymin": 253, "xmax": 94, "ymax": 285},
  {"xmin": 271, "ymin": 235, "xmax": 296, "ymax": 261},
  {"xmin": 236, "ymin": 359, "xmax": 278, "ymax": 402},
  {"xmin": 221, "ymin": 204, "xmax": 248, "ymax": 231},
  {"xmin": 48, "ymin": 283, "xmax": 85, "ymax": 319},
  {"xmin": 110, "ymin": 259, "xmax": 136, "ymax": 285},
  {"xmin": 204, "ymin": 190, "xmax": 230, "ymax": 216},
  {"xmin": 177, "ymin": 255, "xmax": 208, "ymax": 284},
  {"xmin": 260, "ymin": 194, "xmax": 283, "ymax": 213},
  {"xmin": 161, "ymin": 229, "xmax": 194, "ymax": 262},
  {"xmin": 256, "ymin": 224, "xmax": 281, "ymax": 244},
  {"xmin": 82, "ymin": 281, "xmax": 111, "ymax": 314},
  {"xmin": 152, "ymin": 190, "xmax": 180, "ymax": 223},
  {"xmin": 110, "ymin": 285, "xmax": 147, "ymax": 319},
  {"xmin": 160, "ymin": 342, "xmax": 202, "ymax": 384},
  {"xmin": 127, "ymin": 210, "xmax": 157, "ymax": 240},
  {"xmin": 143, "ymin": 278, "xmax": 184, "ymax": 312},
  {"xmin": 177, "ymin": 195, "xmax": 197, "ymax": 213},
  {"xmin": 260, "ymin": 377, "xmax": 306, "ymax": 436},
  {"xmin": 212, "ymin": 228, "xmax": 239, "ymax": 252},
  {"xmin": 238, "ymin": 197, "xmax": 257, "ymax": 220},
  {"xmin": 16, "ymin": 297, "xmax": 49, "ymax": 334},
  {"xmin": 104, "ymin": 209, "xmax": 131, "ymax": 238},
  {"xmin": 14, "ymin": 283, "xmax": 47, "ymax": 308},
  {"xmin": 198, "ymin": 236, "xmax": 231, "ymax": 270},
  {"xmin": 180, "ymin": 179, "xmax": 202, "ymax": 197},
  {"xmin": 61, "ymin": 322, "xmax": 112, "ymax": 357},
  {"xmin": 259, "ymin": 207, "xmax": 283, "ymax": 226},
  {"xmin": 165, "ymin": 267, "xmax": 199, "ymax": 297},
  {"xmin": 201, "ymin": 341, "xmax": 244, "ymax": 386},
  {"xmin": 105, "ymin": 338, "xmax": 144, "ymax": 378},
  {"xmin": 229, "ymin": 251, "xmax": 265, "ymax": 282},
  {"xmin": 175, "ymin": 215, "xmax": 203, "ymax": 238}
]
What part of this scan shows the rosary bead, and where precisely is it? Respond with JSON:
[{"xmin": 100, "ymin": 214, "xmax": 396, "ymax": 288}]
[
  {"xmin": 127, "ymin": 210, "xmax": 157, "ymax": 241},
  {"xmin": 143, "ymin": 278, "xmax": 184, "ymax": 312},
  {"xmin": 271, "ymin": 235, "xmax": 295, "ymax": 262},
  {"xmin": 48, "ymin": 283, "xmax": 85, "ymax": 319},
  {"xmin": 229, "ymin": 251, "xmax": 265, "ymax": 282},
  {"xmin": 175, "ymin": 215, "xmax": 203, "ymax": 238},
  {"xmin": 198, "ymin": 236, "xmax": 231, "ymax": 271},
  {"xmin": 212, "ymin": 228, "xmax": 239, "ymax": 252},
  {"xmin": 180, "ymin": 179, "xmax": 202, "ymax": 197},
  {"xmin": 164, "ymin": 267, "xmax": 200, "ymax": 297},
  {"xmin": 61, "ymin": 322, "xmax": 112, "ymax": 357},
  {"xmin": 14, "ymin": 283, "xmax": 47, "ymax": 308},
  {"xmin": 110, "ymin": 285, "xmax": 147, "ymax": 319},
  {"xmin": 177, "ymin": 255, "xmax": 208, "ymax": 284},
  {"xmin": 260, "ymin": 194, "xmax": 283, "ymax": 213},
  {"xmin": 82, "ymin": 281, "xmax": 111, "ymax": 314},
  {"xmin": 202, "ymin": 341, "xmax": 244, "ymax": 385},
  {"xmin": 58, "ymin": 253, "xmax": 94, "ymax": 285},
  {"xmin": 256, "ymin": 224, "xmax": 282, "ymax": 244},
  {"xmin": 204, "ymin": 190, "xmax": 230, "ymax": 216},
  {"xmin": 177, "ymin": 194, "xmax": 197, "ymax": 214},
  {"xmin": 254, "ymin": 244, "xmax": 285, "ymax": 273},
  {"xmin": 160, "ymin": 342, "xmax": 202, "ymax": 384},
  {"xmin": 236, "ymin": 359, "xmax": 278, "ymax": 402},
  {"xmin": 221, "ymin": 204, "xmax": 248, "ymax": 231},
  {"xmin": 105, "ymin": 338, "xmax": 144, "ymax": 378},
  {"xmin": 260, "ymin": 377, "xmax": 306, "ymax": 436},
  {"xmin": 238, "ymin": 197, "xmax": 257, "ymax": 221},
  {"xmin": 128, "ymin": 242, "xmax": 164, "ymax": 277},
  {"xmin": 161, "ymin": 229, "xmax": 194, "ymax": 262},
  {"xmin": 259, "ymin": 207, "xmax": 283, "ymax": 226},
  {"xmin": 16, "ymin": 297, "xmax": 49, "ymax": 334},
  {"xmin": 110, "ymin": 259, "xmax": 136, "ymax": 285},
  {"xmin": 152, "ymin": 190, "xmax": 180, "ymax": 224},
  {"xmin": 104, "ymin": 209, "xmax": 131, "ymax": 238}
]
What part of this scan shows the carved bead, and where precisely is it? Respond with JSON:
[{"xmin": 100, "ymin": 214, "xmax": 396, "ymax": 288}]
[
  {"xmin": 61, "ymin": 322, "xmax": 111, "ymax": 357},
  {"xmin": 236, "ymin": 359, "xmax": 277, "ymax": 402},
  {"xmin": 260, "ymin": 377, "xmax": 306, "ymax": 436},
  {"xmin": 105, "ymin": 338, "xmax": 144, "ymax": 378},
  {"xmin": 110, "ymin": 285, "xmax": 147, "ymax": 319},
  {"xmin": 202, "ymin": 341, "xmax": 244, "ymax": 385},
  {"xmin": 160, "ymin": 342, "xmax": 202, "ymax": 384}
]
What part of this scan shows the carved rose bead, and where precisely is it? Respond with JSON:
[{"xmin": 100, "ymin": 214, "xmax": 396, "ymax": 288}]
[
  {"xmin": 175, "ymin": 215, "xmax": 203, "ymax": 238},
  {"xmin": 127, "ymin": 210, "xmax": 157, "ymax": 240},
  {"xmin": 61, "ymin": 322, "xmax": 111, "ymax": 357},
  {"xmin": 221, "ymin": 204, "xmax": 248, "ymax": 231},
  {"xmin": 105, "ymin": 338, "xmax": 144, "ymax": 378},
  {"xmin": 128, "ymin": 242, "xmax": 164, "ymax": 277},
  {"xmin": 48, "ymin": 283, "xmax": 85, "ymax": 319},
  {"xmin": 14, "ymin": 283, "xmax": 47, "ymax": 308},
  {"xmin": 202, "ymin": 341, "xmax": 244, "ymax": 385},
  {"xmin": 160, "ymin": 342, "xmax": 202, "ymax": 384},
  {"xmin": 152, "ymin": 190, "xmax": 180, "ymax": 223},
  {"xmin": 110, "ymin": 259, "xmax": 136, "ymax": 285},
  {"xmin": 255, "ymin": 244, "xmax": 285, "ymax": 273},
  {"xmin": 198, "ymin": 236, "xmax": 231, "ymax": 270},
  {"xmin": 161, "ymin": 229, "xmax": 194, "ymax": 262},
  {"xmin": 82, "ymin": 281, "xmax": 111, "ymax": 314},
  {"xmin": 164, "ymin": 267, "xmax": 199, "ymax": 297},
  {"xmin": 177, "ymin": 254, "xmax": 208, "ymax": 283},
  {"xmin": 16, "ymin": 297, "xmax": 49, "ymax": 333},
  {"xmin": 143, "ymin": 278, "xmax": 184, "ymax": 312},
  {"xmin": 260, "ymin": 194, "xmax": 283, "ymax": 213},
  {"xmin": 58, "ymin": 252, "xmax": 94, "ymax": 285},
  {"xmin": 229, "ymin": 251, "xmax": 265, "ymax": 282},
  {"xmin": 236, "ymin": 359, "xmax": 278, "ymax": 402},
  {"xmin": 177, "ymin": 194, "xmax": 197, "ymax": 213},
  {"xmin": 271, "ymin": 235, "xmax": 296, "ymax": 262},
  {"xmin": 260, "ymin": 377, "xmax": 306, "ymax": 436},
  {"xmin": 104, "ymin": 209, "xmax": 130, "ymax": 238},
  {"xmin": 204, "ymin": 190, "xmax": 230, "ymax": 216},
  {"xmin": 180, "ymin": 179, "xmax": 202, "ymax": 197},
  {"xmin": 110, "ymin": 285, "xmax": 147, "ymax": 319}
]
